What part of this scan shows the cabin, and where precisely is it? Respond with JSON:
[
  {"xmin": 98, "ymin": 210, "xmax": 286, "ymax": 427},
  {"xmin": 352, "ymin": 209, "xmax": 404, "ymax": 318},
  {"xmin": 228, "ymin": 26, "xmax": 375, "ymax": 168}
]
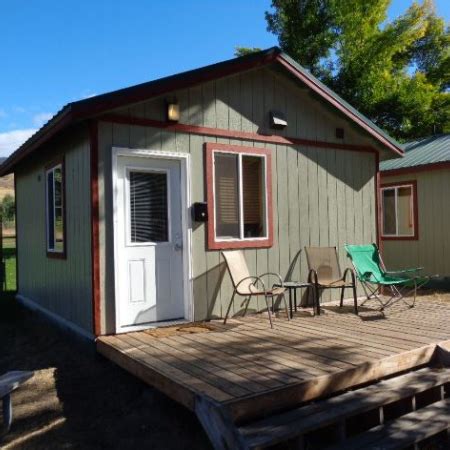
[
  {"xmin": 380, "ymin": 134, "xmax": 450, "ymax": 284},
  {"xmin": 0, "ymin": 47, "xmax": 404, "ymax": 339}
]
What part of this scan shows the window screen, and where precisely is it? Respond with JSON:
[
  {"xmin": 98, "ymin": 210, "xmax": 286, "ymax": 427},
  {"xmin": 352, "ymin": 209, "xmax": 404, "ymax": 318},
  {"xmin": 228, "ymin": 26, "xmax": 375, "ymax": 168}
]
[
  {"xmin": 382, "ymin": 189, "xmax": 396, "ymax": 235},
  {"xmin": 214, "ymin": 154, "xmax": 240, "ymax": 239},
  {"xmin": 242, "ymin": 155, "xmax": 265, "ymax": 238},
  {"xmin": 397, "ymin": 187, "xmax": 413, "ymax": 235},
  {"xmin": 129, "ymin": 171, "xmax": 168, "ymax": 243}
]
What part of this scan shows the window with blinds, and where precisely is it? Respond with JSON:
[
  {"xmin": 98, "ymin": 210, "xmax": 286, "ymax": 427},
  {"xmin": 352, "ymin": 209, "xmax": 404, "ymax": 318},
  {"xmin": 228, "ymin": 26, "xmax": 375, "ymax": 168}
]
[
  {"xmin": 213, "ymin": 152, "xmax": 267, "ymax": 240},
  {"xmin": 129, "ymin": 171, "xmax": 168, "ymax": 243},
  {"xmin": 46, "ymin": 163, "xmax": 65, "ymax": 255}
]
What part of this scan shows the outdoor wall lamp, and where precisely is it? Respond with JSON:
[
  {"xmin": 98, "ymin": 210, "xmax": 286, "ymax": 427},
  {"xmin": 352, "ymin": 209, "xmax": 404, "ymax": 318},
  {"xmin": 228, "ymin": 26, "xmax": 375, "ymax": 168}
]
[
  {"xmin": 166, "ymin": 99, "xmax": 180, "ymax": 122},
  {"xmin": 270, "ymin": 110, "xmax": 287, "ymax": 129}
]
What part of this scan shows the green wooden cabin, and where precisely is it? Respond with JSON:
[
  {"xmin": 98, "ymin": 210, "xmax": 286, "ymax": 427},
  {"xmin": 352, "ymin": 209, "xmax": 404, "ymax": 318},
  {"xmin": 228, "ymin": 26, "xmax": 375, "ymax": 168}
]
[
  {"xmin": 380, "ymin": 134, "xmax": 450, "ymax": 283},
  {"xmin": 0, "ymin": 48, "xmax": 403, "ymax": 339}
]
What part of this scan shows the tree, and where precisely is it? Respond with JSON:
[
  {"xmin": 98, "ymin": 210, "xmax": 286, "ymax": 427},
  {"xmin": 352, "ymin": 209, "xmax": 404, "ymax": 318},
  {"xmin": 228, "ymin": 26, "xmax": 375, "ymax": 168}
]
[
  {"xmin": 263, "ymin": 0, "xmax": 449, "ymax": 141},
  {"xmin": 235, "ymin": 47, "xmax": 262, "ymax": 57},
  {"xmin": 1, "ymin": 194, "xmax": 15, "ymax": 224}
]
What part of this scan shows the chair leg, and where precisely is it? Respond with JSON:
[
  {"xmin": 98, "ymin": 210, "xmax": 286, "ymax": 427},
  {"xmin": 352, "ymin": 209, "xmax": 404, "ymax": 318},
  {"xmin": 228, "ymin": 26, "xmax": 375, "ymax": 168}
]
[
  {"xmin": 2, "ymin": 393, "xmax": 12, "ymax": 433},
  {"xmin": 340, "ymin": 287, "xmax": 345, "ymax": 308},
  {"xmin": 223, "ymin": 290, "xmax": 236, "ymax": 325},
  {"xmin": 281, "ymin": 293, "xmax": 290, "ymax": 321},
  {"xmin": 352, "ymin": 283, "xmax": 358, "ymax": 315},
  {"xmin": 264, "ymin": 295, "xmax": 274, "ymax": 329},
  {"xmin": 243, "ymin": 296, "xmax": 250, "ymax": 317},
  {"xmin": 315, "ymin": 284, "xmax": 321, "ymax": 315}
]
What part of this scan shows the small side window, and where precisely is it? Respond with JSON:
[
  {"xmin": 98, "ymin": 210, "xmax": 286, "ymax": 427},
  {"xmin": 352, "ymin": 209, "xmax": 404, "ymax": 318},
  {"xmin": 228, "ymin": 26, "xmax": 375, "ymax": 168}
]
[
  {"xmin": 46, "ymin": 162, "xmax": 66, "ymax": 257},
  {"xmin": 381, "ymin": 182, "xmax": 418, "ymax": 240}
]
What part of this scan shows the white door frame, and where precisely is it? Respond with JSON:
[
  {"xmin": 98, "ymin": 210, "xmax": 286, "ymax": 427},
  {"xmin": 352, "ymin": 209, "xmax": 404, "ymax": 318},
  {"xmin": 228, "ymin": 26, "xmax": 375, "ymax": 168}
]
[{"xmin": 112, "ymin": 147, "xmax": 193, "ymax": 333}]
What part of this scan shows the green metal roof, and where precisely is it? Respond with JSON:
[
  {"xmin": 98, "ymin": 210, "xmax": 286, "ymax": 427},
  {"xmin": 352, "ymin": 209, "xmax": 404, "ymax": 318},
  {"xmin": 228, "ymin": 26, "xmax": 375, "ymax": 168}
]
[{"xmin": 380, "ymin": 134, "xmax": 450, "ymax": 172}]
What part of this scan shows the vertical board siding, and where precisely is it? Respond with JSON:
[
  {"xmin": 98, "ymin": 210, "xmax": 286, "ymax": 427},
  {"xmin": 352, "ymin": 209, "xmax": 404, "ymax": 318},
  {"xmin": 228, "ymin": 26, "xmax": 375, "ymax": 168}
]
[
  {"xmin": 16, "ymin": 129, "xmax": 93, "ymax": 333},
  {"xmin": 382, "ymin": 169, "xmax": 450, "ymax": 279},
  {"xmin": 98, "ymin": 66, "xmax": 378, "ymax": 330}
]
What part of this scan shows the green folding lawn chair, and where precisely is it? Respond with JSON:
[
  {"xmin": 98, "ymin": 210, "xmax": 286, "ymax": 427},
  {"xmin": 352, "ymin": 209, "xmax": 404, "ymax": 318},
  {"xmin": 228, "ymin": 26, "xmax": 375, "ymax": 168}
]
[{"xmin": 344, "ymin": 244, "xmax": 430, "ymax": 310}]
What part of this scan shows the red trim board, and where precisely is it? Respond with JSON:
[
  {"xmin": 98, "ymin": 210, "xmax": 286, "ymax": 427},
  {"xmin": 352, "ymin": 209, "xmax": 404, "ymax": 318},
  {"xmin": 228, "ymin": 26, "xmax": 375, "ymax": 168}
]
[
  {"xmin": 100, "ymin": 113, "xmax": 378, "ymax": 155},
  {"xmin": 205, "ymin": 143, "xmax": 273, "ymax": 250},
  {"xmin": 375, "ymin": 152, "xmax": 382, "ymax": 253},
  {"xmin": 89, "ymin": 120, "xmax": 101, "ymax": 336},
  {"xmin": 13, "ymin": 174, "xmax": 19, "ymax": 292}
]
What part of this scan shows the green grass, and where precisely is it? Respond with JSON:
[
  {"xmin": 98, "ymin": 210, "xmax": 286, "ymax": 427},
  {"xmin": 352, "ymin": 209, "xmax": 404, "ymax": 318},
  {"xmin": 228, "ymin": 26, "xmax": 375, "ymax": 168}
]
[{"xmin": 2, "ymin": 236, "xmax": 16, "ymax": 292}]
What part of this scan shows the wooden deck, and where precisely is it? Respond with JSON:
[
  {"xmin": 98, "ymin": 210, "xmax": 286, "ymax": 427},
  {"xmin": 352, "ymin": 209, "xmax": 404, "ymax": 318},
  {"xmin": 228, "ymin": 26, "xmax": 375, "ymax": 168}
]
[{"xmin": 97, "ymin": 296, "xmax": 450, "ymax": 423}]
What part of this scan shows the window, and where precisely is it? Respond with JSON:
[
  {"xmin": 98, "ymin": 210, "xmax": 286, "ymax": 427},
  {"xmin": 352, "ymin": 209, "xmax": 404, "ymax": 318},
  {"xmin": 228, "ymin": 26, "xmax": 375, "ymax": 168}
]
[
  {"xmin": 381, "ymin": 182, "xmax": 418, "ymax": 240},
  {"xmin": 129, "ymin": 170, "xmax": 169, "ymax": 243},
  {"xmin": 46, "ymin": 162, "xmax": 65, "ymax": 256},
  {"xmin": 206, "ymin": 143, "xmax": 273, "ymax": 249}
]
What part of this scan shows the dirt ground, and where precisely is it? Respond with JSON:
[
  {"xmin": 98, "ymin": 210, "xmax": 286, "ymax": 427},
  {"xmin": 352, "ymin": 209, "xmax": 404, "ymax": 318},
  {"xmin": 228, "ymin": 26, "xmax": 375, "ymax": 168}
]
[
  {"xmin": 0, "ymin": 296, "xmax": 211, "ymax": 449},
  {"xmin": 2, "ymin": 292, "xmax": 450, "ymax": 449}
]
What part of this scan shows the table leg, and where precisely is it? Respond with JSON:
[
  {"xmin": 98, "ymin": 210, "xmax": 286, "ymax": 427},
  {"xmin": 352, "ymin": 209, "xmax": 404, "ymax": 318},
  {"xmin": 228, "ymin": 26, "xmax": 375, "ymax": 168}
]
[
  {"xmin": 289, "ymin": 289, "xmax": 293, "ymax": 319},
  {"xmin": 294, "ymin": 289, "xmax": 298, "ymax": 312},
  {"xmin": 316, "ymin": 286, "xmax": 321, "ymax": 315}
]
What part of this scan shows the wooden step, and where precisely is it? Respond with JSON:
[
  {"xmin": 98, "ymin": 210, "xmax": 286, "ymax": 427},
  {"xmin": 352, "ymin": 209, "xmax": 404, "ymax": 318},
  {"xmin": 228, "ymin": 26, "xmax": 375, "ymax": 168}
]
[
  {"xmin": 326, "ymin": 398, "xmax": 450, "ymax": 450},
  {"xmin": 239, "ymin": 367, "xmax": 450, "ymax": 449}
]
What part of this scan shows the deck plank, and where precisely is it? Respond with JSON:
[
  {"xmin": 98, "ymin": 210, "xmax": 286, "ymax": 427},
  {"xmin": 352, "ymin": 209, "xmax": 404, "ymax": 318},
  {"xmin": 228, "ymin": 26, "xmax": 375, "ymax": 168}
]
[{"xmin": 97, "ymin": 298, "xmax": 450, "ymax": 422}]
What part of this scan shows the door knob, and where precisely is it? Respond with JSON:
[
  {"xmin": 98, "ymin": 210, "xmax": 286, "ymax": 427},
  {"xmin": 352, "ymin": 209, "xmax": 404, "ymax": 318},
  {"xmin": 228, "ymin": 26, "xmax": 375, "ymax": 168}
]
[{"xmin": 174, "ymin": 242, "xmax": 183, "ymax": 251}]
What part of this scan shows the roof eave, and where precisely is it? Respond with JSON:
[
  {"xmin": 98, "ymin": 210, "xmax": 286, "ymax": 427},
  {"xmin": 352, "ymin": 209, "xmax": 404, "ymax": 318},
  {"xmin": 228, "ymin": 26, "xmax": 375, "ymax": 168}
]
[
  {"xmin": 0, "ymin": 105, "xmax": 74, "ymax": 176},
  {"xmin": 276, "ymin": 54, "xmax": 404, "ymax": 157},
  {"xmin": 0, "ymin": 46, "xmax": 404, "ymax": 176}
]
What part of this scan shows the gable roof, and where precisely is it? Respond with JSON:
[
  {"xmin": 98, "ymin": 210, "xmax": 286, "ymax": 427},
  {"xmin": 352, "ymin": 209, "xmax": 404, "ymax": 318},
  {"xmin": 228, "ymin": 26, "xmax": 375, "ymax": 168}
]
[
  {"xmin": 0, "ymin": 47, "xmax": 403, "ymax": 176},
  {"xmin": 380, "ymin": 134, "xmax": 450, "ymax": 173}
]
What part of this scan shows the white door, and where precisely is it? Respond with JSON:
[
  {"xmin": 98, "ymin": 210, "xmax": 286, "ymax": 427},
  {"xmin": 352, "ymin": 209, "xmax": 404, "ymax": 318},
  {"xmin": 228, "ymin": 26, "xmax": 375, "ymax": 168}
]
[{"xmin": 115, "ymin": 155, "xmax": 185, "ymax": 329}]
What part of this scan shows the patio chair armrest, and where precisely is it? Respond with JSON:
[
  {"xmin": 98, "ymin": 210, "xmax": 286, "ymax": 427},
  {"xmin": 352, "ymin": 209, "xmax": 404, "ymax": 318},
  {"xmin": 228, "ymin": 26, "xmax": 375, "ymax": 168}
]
[
  {"xmin": 308, "ymin": 268, "xmax": 319, "ymax": 285},
  {"xmin": 342, "ymin": 267, "xmax": 356, "ymax": 284},
  {"xmin": 235, "ymin": 276, "xmax": 266, "ymax": 294},
  {"xmin": 360, "ymin": 271, "xmax": 375, "ymax": 282},
  {"xmin": 258, "ymin": 272, "xmax": 284, "ymax": 287},
  {"xmin": 385, "ymin": 267, "xmax": 424, "ymax": 275}
]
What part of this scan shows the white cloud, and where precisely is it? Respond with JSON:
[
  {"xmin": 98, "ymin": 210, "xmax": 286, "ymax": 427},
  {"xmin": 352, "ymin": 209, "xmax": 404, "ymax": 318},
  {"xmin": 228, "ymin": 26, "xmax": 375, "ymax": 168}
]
[
  {"xmin": 81, "ymin": 90, "xmax": 97, "ymax": 99},
  {"xmin": 0, "ymin": 129, "xmax": 37, "ymax": 157},
  {"xmin": 32, "ymin": 112, "xmax": 54, "ymax": 127}
]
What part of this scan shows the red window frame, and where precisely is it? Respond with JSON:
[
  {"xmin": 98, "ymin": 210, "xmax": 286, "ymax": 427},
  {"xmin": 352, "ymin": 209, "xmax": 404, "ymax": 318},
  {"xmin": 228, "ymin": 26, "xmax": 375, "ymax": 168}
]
[
  {"xmin": 380, "ymin": 180, "xmax": 419, "ymax": 241},
  {"xmin": 205, "ymin": 142, "xmax": 273, "ymax": 250}
]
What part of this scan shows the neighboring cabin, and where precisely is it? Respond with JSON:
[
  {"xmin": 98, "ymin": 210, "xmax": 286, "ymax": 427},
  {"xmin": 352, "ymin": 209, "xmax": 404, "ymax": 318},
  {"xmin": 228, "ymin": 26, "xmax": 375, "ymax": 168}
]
[
  {"xmin": 0, "ymin": 48, "xmax": 403, "ymax": 339},
  {"xmin": 380, "ymin": 134, "xmax": 450, "ymax": 282}
]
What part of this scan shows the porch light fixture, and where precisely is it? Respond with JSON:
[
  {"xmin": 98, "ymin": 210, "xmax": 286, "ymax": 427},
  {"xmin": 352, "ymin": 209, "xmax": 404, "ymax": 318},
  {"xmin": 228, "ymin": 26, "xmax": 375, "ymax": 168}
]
[
  {"xmin": 269, "ymin": 110, "xmax": 287, "ymax": 129},
  {"xmin": 166, "ymin": 99, "xmax": 180, "ymax": 122}
]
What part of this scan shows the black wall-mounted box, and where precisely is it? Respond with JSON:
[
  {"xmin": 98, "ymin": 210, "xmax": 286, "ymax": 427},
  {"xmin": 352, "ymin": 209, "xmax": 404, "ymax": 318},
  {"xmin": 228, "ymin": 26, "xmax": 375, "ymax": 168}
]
[{"xmin": 192, "ymin": 202, "xmax": 208, "ymax": 222}]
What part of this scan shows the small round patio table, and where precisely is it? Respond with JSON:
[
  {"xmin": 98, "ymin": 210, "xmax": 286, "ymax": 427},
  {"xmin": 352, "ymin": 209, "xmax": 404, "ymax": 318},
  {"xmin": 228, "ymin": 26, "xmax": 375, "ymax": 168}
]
[{"xmin": 273, "ymin": 281, "xmax": 315, "ymax": 319}]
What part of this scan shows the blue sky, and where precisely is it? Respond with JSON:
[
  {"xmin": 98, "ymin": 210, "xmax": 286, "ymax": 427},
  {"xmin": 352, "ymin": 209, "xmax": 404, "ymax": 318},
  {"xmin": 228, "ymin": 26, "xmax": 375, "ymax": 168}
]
[{"xmin": 0, "ymin": 0, "xmax": 448, "ymax": 156}]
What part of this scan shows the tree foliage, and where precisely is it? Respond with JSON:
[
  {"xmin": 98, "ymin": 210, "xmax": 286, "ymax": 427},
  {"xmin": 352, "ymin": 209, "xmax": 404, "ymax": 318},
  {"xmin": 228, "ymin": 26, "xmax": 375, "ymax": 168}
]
[
  {"xmin": 1, "ymin": 194, "xmax": 15, "ymax": 224},
  {"xmin": 264, "ymin": 0, "xmax": 449, "ymax": 141}
]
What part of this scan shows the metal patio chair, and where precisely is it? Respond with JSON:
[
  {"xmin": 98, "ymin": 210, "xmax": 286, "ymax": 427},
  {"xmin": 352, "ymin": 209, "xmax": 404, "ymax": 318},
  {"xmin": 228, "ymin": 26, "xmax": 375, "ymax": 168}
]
[
  {"xmin": 305, "ymin": 246, "xmax": 358, "ymax": 315},
  {"xmin": 345, "ymin": 243, "xmax": 430, "ymax": 310},
  {"xmin": 222, "ymin": 250, "xmax": 290, "ymax": 328}
]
